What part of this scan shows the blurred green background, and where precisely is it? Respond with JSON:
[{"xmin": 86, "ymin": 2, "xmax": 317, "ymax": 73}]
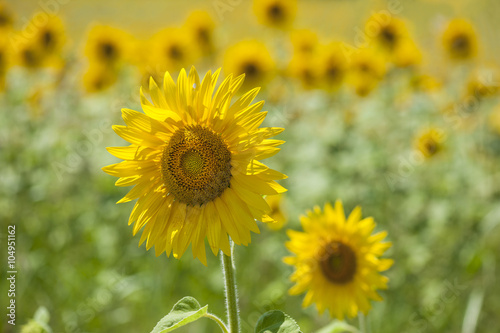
[{"xmin": 1, "ymin": 0, "xmax": 500, "ymax": 332}]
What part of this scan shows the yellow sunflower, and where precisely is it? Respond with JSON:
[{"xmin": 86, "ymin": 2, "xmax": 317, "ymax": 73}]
[
  {"xmin": 82, "ymin": 63, "xmax": 119, "ymax": 93},
  {"xmin": 15, "ymin": 41, "xmax": 44, "ymax": 69},
  {"xmin": 415, "ymin": 127, "xmax": 445, "ymax": 158},
  {"xmin": 0, "ymin": 37, "xmax": 10, "ymax": 91},
  {"xmin": 0, "ymin": 2, "xmax": 14, "ymax": 31},
  {"xmin": 224, "ymin": 40, "xmax": 275, "ymax": 90},
  {"xmin": 253, "ymin": 0, "xmax": 297, "ymax": 29},
  {"xmin": 102, "ymin": 67, "xmax": 287, "ymax": 265},
  {"xmin": 150, "ymin": 27, "xmax": 198, "ymax": 74},
  {"xmin": 265, "ymin": 194, "xmax": 287, "ymax": 231},
  {"xmin": 489, "ymin": 104, "xmax": 500, "ymax": 136},
  {"xmin": 290, "ymin": 29, "xmax": 319, "ymax": 56},
  {"xmin": 33, "ymin": 16, "xmax": 66, "ymax": 67},
  {"xmin": 348, "ymin": 48, "xmax": 386, "ymax": 97},
  {"xmin": 287, "ymin": 54, "xmax": 320, "ymax": 90},
  {"xmin": 184, "ymin": 10, "xmax": 216, "ymax": 56},
  {"xmin": 372, "ymin": 16, "xmax": 409, "ymax": 53},
  {"xmin": 442, "ymin": 18, "xmax": 478, "ymax": 61},
  {"xmin": 284, "ymin": 201, "xmax": 393, "ymax": 319},
  {"xmin": 85, "ymin": 25, "xmax": 131, "ymax": 65},
  {"xmin": 391, "ymin": 38, "xmax": 422, "ymax": 68},
  {"xmin": 317, "ymin": 42, "xmax": 347, "ymax": 91}
]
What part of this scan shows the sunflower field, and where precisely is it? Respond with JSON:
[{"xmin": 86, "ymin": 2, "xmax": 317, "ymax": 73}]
[{"xmin": 1, "ymin": 0, "xmax": 500, "ymax": 332}]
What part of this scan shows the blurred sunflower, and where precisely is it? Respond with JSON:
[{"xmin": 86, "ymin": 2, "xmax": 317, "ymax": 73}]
[
  {"xmin": 0, "ymin": 2, "xmax": 14, "ymax": 31},
  {"xmin": 83, "ymin": 63, "xmax": 119, "ymax": 93},
  {"xmin": 265, "ymin": 194, "xmax": 287, "ymax": 231},
  {"xmin": 287, "ymin": 54, "xmax": 320, "ymax": 90},
  {"xmin": 318, "ymin": 42, "xmax": 347, "ymax": 91},
  {"xmin": 150, "ymin": 27, "xmax": 198, "ymax": 73},
  {"xmin": 415, "ymin": 127, "xmax": 445, "ymax": 158},
  {"xmin": 391, "ymin": 38, "xmax": 422, "ymax": 68},
  {"xmin": 372, "ymin": 16, "xmax": 409, "ymax": 53},
  {"xmin": 16, "ymin": 41, "xmax": 44, "ymax": 69},
  {"xmin": 410, "ymin": 74, "xmax": 441, "ymax": 92},
  {"xmin": 0, "ymin": 36, "xmax": 10, "ymax": 91},
  {"xmin": 489, "ymin": 105, "xmax": 500, "ymax": 136},
  {"xmin": 184, "ymin": 10, "xmax": 216, "ymax": 56},
  {"xmin": 442, "ymin": 18, "xmax": 478, "ymax": 61},
  {"xmin": 253, "ymin": 0, "xmax": 297, "ymax": 29},
  {"xmin": 464, "ymin": 71, "xmax": 499, "ymax": 100},
  {"xmin": 103, "ymin": 67, "xmax": 287, "ymax": 265},
  {"xmin": 284, "ymin": 201, "xmax": 393, "ymax": 319},
  {"xmin": 290, "ymin": 29, "xmax": 318, "ymax": 56},
  {"xmin": 85, "ymin": 25, "xmax": 131, "ymax": 66},
  {"xmin": 33, "ymin": 16, "xmax": 66, "ymax": 67},
  {"xmin": 348, "ymin": 48, "xmax": 386, "ymax": 97},
  {"xmin": 224, "ymin": 40, "xmax": 275, "ymax": 90}
]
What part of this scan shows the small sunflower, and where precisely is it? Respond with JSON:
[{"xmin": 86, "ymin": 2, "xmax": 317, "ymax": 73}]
[
  {"xmin": 284, "ymin": 201, "xmax": 393, "ymax": 319},
  {"xmin": 224, "ymin": 40, "xmax": 275, "ymax": 90},
  {"xmin": 85, "ymin": 25, "xmax": 131, "ymax": 65},
  {"xmin": 348, "ymin": 48, "xmax": 386, "ymax": 97},
  {"xmin": 150, "ymin": 27, "xmax": 198, "ymax": 73},
  {"xmin": 290, "ymin": 29, "xmax": 318, "ymax": 56},
  {"xmin": 372, "ymin": 16, "xmax": 409, "ymax": 52},
  {"xmin": 391, "ymin": 38, "xmax": 422, "ymax": 68},
  {"xmin": 287, "ymin": 54, "xmax": 320, "ymax": 90},
  {"xmin": 464, "ymin": 70, "xmax": 499, "ymax": 100},
  {"xmin": 489, "ymin": 105, "xmax": 500, "ymax": 136},
  {"xmin": 265, "ymin": 194, "xmax": 287, "ymax": 231},
  {"xmin": 0, "ymin": 36, "xmax": 10, "ymax": 91},
  {"xmin": 82, "ymin": 63, "xmax": 119, "ymax": 93},
  {"xmin": 103, "ymin": 67, "xmax": 287, "ymax": 265},
  {"xmin": 0, "ymin": 2, "xmax": 14, "ymax": 31},
  {"xmin": 253, "ymin": 0, "xmax": 297, "ymax": 29},
  {"xmin": 15, "ymin": 41, "xmax": 44, "ymax": 69},
  {"xmin": 184, "ymin": 10, "xmax": 216, "ymax": 56},
  {"xmin": 410, "ymin": 74, "xmax": 441, "ymax": 92},
  {"xmin": 33, "ymin": 16, "xmax": 66, "ymax": 66},
  {"xmin": 318, "ymin": 42, "xmax": 347, "ymax": 91},
  {"xmin": 415, "ymin": 127, "xmax": 445, "ymax": 158},
  {"xmin": 442, "ymin": 18, "xmax": 478, "ymax": 61}
]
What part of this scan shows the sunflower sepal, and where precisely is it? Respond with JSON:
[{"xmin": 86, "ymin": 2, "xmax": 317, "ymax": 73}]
[
  {"xmin": 150, "ymin": 296, "xmax": 228, "ymax": 333},
  {"xmin": 254, "ymin": 310, "xmax": 302, "ymax": 333}
]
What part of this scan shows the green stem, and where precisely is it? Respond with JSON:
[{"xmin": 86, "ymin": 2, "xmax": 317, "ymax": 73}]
[
  {"xmin": 221, "ymin": 241, "xmax": 240, "ymax": 333},
  {"xmin": 204, "ymin": 313, "xmax": 229, "ymax": 333},
  {"xmin": 358, "ymin": 312, "xmax": 368, "ymax": 333}
]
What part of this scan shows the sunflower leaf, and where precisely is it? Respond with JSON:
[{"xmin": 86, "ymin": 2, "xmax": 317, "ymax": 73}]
[
  {"xmin": 314, "ymin": 320, "xmax": 361, "ymax": 333},
  {"xmin": 254, "ymin": 310, "xmax": 302, "ymax": 333},
  {"xmin": 150, "ymin": 296, "xmax": 208, "ymax": 333}
]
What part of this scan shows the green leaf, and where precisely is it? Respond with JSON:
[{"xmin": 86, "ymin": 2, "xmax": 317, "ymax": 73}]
[
  {"xmin": 151, "ymin": 296, "xmax": 208, "ymax": 333},
  {"xmin": 314, "ymin": 320, "xmax": 360, "ymax": 333},
  {"xmin": 254, "ymin": 310, "xmax": 302, "ymax": 333}
]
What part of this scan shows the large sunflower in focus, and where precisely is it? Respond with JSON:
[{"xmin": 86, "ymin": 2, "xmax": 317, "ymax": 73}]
[
  {"xmin": 103, "ymin": 67, "xmax": 287, "ymax": 265},
  {"xmin": 284, "ymin": 201, "xmax": 393, "ymax": 319}
]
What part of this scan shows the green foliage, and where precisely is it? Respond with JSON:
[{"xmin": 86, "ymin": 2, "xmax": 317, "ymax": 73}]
[
  {"xmin": 314, "ymin": 321, "xmax": 360, "ymax": 333},
  {"xmin": 254, "ymin": 310, "xmax": 301, "ymax": 333},
  {"xmin": 151, "ymin": 297, "xmax": 208, "ymax": 333}
]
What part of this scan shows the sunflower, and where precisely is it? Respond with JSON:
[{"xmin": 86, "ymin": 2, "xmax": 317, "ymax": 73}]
[
  {"xmin": 410, "ymin": 74, "xmax": 441, "ymax": 92},
  {"xmin": 184, "ymin": 10, "xmax": 216, "ymax": 56},
  {"xmin": 489, "ymin": 105, "xmax": 500, "ymax": 136},
  {"xmin": 391, "ymin": 38, "xmax": 422, "ymax": 68},
  {"xmin": 0, "ymin": 2, "xmax": 14, "ymax": 31},
  {"xmin": 102, "ymin": 67, "xmax": 287, "ymax": 265},
  {"xmin": 0, "ymin": 36, "xmax": 10, "ymax": 91},
  {"xmin": 318, "ymin": 42, "xmax": 347, "ymax": 91},
  {"xmin": 287, "ymin": 54, "xmax": 320, "ymax": 90},
  {"xmin": 290, "ymin": 29, "xmax": 318, "ymax": 56},
  {"xmin": 82, "ymin": 63, "xmax": 119, "ymax": 93},
  {"xmin": 85, "ymin": 25, "xmax": 131, "ymax": 65},
  {"xmin": 15, "ymin": 41, "xmax": 44, "ymax": 69},
  {"xmin": 371, "ymin": 16, "xmax": 409, "ymax": 53},
  {"xmin": 33, "ymin": 16, "xmax": 66, "ymax": 66},
  {"xmin": 415, "ymin": 127, "xmax": 445, "ymax": 158},
  {"xmin": 442, "ymin": 19, "xmax": 478, "ymax": 61},
  {"xmin": 284, "ymin": 201, "xmax": 393, "ymax": 319},
  {"xmin": 150, "ymin": 27, "xmax": 198, "ymax": 74},
  {"xmin": 464, "ymin": 70, "xmax": 499, "ymax": 100},
  {"xmin": 348, "ymin": 48, "xmax": 386, "ymax": 97},
  {"xmin": 265, "ymin": 194, "xmax": 287, "ymax": 231},
  {"xmin": 253, "ymin": 0, "xmax": 297, "ymax": 29},
  {"xmin": 224, "ymin": 40, "xmax": 275, "ymax": 90}
]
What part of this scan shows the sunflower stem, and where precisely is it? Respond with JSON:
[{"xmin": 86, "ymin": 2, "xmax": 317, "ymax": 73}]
[
  {"xmin": 221, "ymin": 241, "xmax": 240, "ymax": 333},
  {"xmin": 204, "ymin": 313, "xmax": 229, "ymax": 333},
  {"xmin": 358, "ymin": 312, "xmax": 369, "ymax": 333}
]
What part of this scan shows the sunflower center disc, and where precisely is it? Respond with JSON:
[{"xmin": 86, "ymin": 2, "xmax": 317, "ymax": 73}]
[
  {"xmin": 161, "ymin": 125, "xmax": 232, "ymax": 206},
  {"xmin": 320, "ymin": 241, "xmax": 357, "ymax": 284}
]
